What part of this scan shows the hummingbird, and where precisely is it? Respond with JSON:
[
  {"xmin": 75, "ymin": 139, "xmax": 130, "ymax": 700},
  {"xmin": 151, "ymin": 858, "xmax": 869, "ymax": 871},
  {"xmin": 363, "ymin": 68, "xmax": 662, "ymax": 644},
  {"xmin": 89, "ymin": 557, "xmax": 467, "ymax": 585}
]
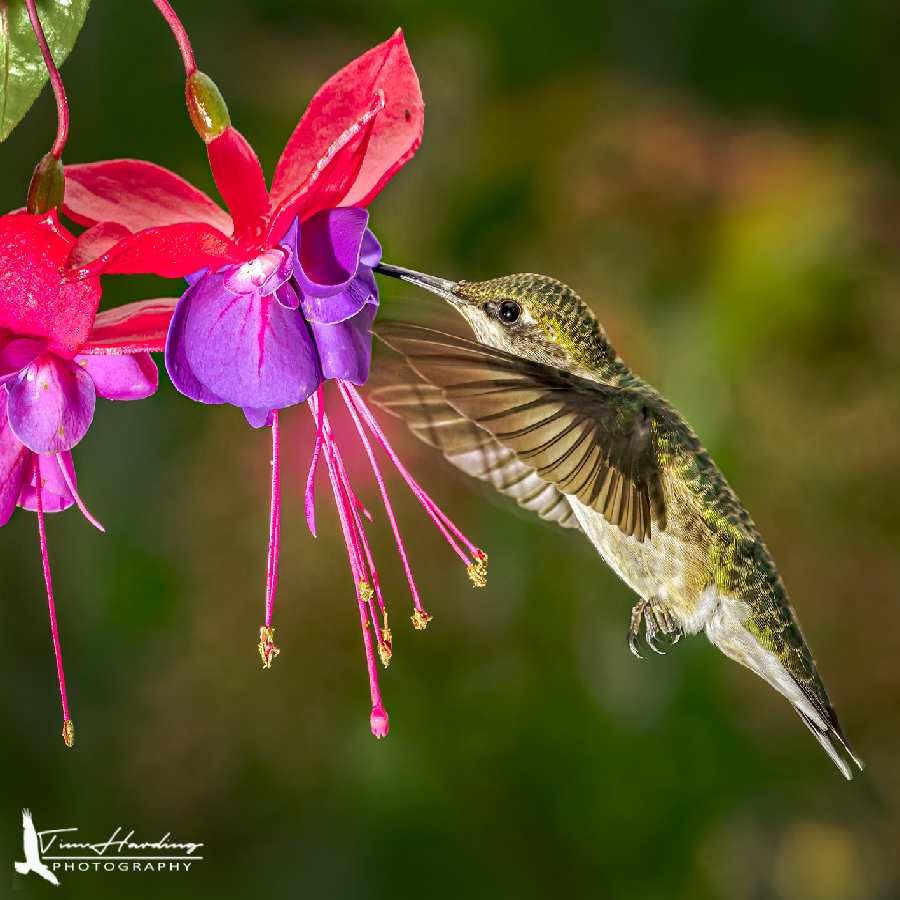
[{"xmin": 370, "ymin": 262, "xmax": 863, "ymax": 779}]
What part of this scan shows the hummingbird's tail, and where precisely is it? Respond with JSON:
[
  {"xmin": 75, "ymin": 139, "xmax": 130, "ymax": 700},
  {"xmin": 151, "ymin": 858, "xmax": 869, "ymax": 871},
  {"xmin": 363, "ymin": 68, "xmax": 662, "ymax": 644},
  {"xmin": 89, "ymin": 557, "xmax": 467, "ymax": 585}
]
[
  {"xmin": 794, "ymin": 706, "xmax": 864, "ymax": 781},
  {"xmin": 705, "ymin": 593, "xmax": 864, "ymax": 780}
]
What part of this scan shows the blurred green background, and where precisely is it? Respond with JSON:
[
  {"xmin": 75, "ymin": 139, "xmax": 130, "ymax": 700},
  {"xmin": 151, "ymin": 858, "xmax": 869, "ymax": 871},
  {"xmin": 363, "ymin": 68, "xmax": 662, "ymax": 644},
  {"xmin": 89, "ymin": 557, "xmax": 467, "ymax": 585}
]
[{"xmin": 2, "ymin": 1, "xmax": 899, "ymax": 897}]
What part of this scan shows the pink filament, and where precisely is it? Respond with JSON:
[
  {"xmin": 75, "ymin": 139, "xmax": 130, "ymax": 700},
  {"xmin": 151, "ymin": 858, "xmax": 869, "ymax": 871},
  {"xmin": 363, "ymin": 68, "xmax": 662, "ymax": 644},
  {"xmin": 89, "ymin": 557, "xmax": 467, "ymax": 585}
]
[
  {"xmin": 33, "ymin": 456, "xmax": 72, "ymax": 733},
  {"xmin": 152, "ymin": 0, "xmax": 198, "ymax": 75},
  {"xmin": 24, "ymin": 0, "xmax": 69, "ymax": 158},
  {"xmin": 305, "ymin": 385, "xmax": 326, "ymax": 536},
  {"xmin": 56, "ymin": 455, "xmax": 105, "ymax": 533},
  {"xmin": 309, "ymin": 394, "xmax": 385, "ymax": 721},
  {"xmin": 334, "ymin": 446, "xmax": 386, "ymax": 629},
  {"xmin": 337, "ymin": 381, "xmax": 425, "ymax": 613},
  {"xmin": 264, "ymin": 412, "xmax": 282, "ymax": 629},
  {"xmin": 343, "ymin": 382, "xmax": 479, "ymax": 563}
]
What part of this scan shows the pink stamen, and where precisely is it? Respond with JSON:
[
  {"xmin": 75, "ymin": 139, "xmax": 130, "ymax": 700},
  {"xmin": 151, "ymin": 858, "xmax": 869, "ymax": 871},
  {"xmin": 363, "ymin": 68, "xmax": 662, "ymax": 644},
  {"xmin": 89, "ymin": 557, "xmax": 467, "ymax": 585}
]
[
  {"xmin": 333, "ymin": 446, "xmax": 388, "ymax": 645},
  {"xmin": 33, "ymin": 456, "xmax": 74, "ymax": 748},
  {"xmin": 24, "ymin": 0, "xmax": 69, "ymax": 158},
  {"xmin": 310, "ymin": 394, "xmax": 388, "ymax": 729},
  {"xmin": 316, "ymin": 401, "xmax": 387, "ymax": 653},
  {"xmin": 305, "ymin": 385, "xmax": 326, "ymax": 536},
  {"xmin": 56, "ymin": 455, "xmax": 105, "ymax": 533},
  {"xmin": 152, "ymin": 0, "xmax": 198, "ymax": 75},
  {"xmin": 258, "ymin": 412, "xmax": 282, "ymax": 668},
  {"xmin": 343, "ymin": 382, "xmax": 481, "ymax": 564},
  {"xmin": 337, "ymin": 381, "xmax": 425, "ymax": 615}
]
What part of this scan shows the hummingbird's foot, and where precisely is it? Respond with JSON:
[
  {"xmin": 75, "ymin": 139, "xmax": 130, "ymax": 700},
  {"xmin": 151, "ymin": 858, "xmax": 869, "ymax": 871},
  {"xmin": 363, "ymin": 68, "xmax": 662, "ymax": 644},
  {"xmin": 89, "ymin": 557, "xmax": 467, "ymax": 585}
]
[{"xmin": 628, "ymin": 597, "xmax": 682, "ymax": 659}]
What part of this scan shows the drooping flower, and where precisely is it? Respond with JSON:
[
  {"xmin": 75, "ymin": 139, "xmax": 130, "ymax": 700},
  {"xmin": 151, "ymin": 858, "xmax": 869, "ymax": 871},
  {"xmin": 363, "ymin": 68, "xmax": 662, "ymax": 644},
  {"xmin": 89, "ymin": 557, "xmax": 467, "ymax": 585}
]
[
  {"xmin": 0, "ymin": 209, "xmax": 175, "ymax": 746},
  {"xmin": 61, "ymin": 31, "xmax": 487, "ymax": 736}
]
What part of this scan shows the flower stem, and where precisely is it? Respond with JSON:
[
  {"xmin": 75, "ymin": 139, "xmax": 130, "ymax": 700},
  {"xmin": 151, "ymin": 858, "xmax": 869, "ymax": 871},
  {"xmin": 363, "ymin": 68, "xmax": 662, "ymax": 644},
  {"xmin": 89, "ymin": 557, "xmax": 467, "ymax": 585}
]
[
  {"xmin": 33, "ymin": 456, "xmax": 74, "ymax": 748},
  {"xmin": 258, "ymin": 412, "xmax": 281, "ymax": 668},
  {"xmin": 24, "ymin": 0, "xmax": 69, "ymax": 159},
  {"xmin": 152, "ymin": 0, "xmax": 197, "ymax": 76}
]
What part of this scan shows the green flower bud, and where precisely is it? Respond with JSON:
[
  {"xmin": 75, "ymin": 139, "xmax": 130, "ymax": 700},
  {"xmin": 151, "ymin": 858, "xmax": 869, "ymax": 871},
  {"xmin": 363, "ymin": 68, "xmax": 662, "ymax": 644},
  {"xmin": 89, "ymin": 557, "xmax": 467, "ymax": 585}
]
[
  {"xmin": 185, "ymin": 71, "xmax": 230, "ymax": 143},
  {"xmin": 26, "ymin": 153, "xmax": 65, "ymax": 215}
]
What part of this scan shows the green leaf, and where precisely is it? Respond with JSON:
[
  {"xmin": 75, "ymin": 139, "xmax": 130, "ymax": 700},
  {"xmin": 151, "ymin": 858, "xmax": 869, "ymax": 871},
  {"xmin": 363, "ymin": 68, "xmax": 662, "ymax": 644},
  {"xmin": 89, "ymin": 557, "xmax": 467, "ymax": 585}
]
[{"xmin": 0, "ymin": 0, "xmax": 90, "ymax": 143}]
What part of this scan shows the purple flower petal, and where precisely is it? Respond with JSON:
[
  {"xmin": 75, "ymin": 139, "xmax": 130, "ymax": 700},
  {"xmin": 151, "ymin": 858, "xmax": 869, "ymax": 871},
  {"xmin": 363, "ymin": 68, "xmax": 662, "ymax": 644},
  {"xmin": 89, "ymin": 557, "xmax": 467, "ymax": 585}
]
[
  {"xmin": 6, "ymin": 355, "xmax": 96, "ymax": 453},
  {"xmin": 275, "ymin": 280, "xmax": 300, "ymax": 310},
  {"xmin": 185, "ymin": 267, "xmax": 209, "ymax": 287},
  {"xmin": 310, "ymin": 302, "xmax": 377, "ymax": 384},
  {"xmin": 302, "ymin": 266, "xmax": 379, "ymax": 326},
  {"xmin": 359, "ymin": 229, "xmax": 382, "ymax": 269},
  {"xmin": 17, "ymin": 451, "xmax": 77, "ymax": 514},
  {"xmin": 224, "ymin": 246, "xmax": 293, "ymax": 296},
  {"xmin": 165, "ymin": 287, "xmax": 228, "ymax": 406},
  {"xmin": 0, "ymin": 337, "xmax": 46, "ymax": 384},
  {"xmin": 0, "ymin": 407, "xmax": 30, "ymax": 526},
  {"xmin": 76, "ymin": 352, "xmax": 159, "ymax": 401},
  {"xmin": 294, "ymin": 208, "xmax": 369, "ymax": 300},
  {"xmin": 181, "ymin": 270, "xmax": 322, "ymax": 411},
  {"xmin": 243, "ymin": 406, "xmax": 274, "ymax": 428}
]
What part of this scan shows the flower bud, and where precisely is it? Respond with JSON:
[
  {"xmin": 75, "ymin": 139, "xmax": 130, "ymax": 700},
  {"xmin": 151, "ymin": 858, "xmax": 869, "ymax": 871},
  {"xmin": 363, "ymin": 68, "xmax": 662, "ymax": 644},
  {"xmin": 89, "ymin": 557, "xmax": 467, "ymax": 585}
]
[
  {"xmin": 370, "ymin": 704, "xmax": 390, "ymax": 739},
  {"xmin": 26, "ymin": 153, "xmax": 65, "ymax": 215},
  {"xmin": 185, "ymin": 71, "xmax": 230, "ymax": 143}
]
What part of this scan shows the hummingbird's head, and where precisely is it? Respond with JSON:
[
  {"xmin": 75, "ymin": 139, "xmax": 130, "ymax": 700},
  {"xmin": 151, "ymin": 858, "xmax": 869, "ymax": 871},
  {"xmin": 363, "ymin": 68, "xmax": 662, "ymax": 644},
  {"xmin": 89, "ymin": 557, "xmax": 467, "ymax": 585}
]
[{"xmin": 375, "ymin": 264, "xmax": 615, "ymax": 373}]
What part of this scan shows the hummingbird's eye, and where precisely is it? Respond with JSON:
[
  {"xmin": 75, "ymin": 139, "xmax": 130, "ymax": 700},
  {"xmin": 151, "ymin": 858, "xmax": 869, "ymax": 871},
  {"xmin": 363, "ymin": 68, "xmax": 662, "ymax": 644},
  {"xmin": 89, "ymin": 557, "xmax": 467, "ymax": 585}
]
[{"xmin": 498, "ymin": 300, "xmax": 521, "ymax": 324}]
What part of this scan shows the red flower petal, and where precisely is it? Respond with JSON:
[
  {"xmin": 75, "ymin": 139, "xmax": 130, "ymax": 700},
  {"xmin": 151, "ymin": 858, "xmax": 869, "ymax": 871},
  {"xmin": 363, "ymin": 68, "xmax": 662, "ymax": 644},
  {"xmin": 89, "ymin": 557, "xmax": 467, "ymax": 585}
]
[
  {"xmin": 0, "ymin": 212, "xmax": 101, "ymax": 357},
  {"xmin": 63, "ymin": 159, "xmax": 234, "ymax": 234},
  {"xmin": 71, "ymin": 223, "xmax": 239, "ymax": 279},
  {"xmin": 68, "ymin": 221, "xmax": 132, "ymax": 269},
  {"xmin": 207, "ymin": 127, "xmax": 270, "ymax": 246},
  {"xmin": 81, "ymin": 298, "xmax": 179, "ymax": 355},
  {"xmin": 269, "ymin": 29, "xmax": 423, "ymax": 233}
]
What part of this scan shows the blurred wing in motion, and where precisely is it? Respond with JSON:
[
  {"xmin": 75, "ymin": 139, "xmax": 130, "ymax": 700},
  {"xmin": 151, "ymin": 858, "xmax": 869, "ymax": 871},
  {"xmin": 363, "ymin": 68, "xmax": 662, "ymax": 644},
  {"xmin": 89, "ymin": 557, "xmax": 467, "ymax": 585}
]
[
  {"xmin": 369, "ymin": 366, "xmax": 580, "ymax": 530},
  {"xmin": 374, "ymin": 324, "xmax": 666, "ymax": 541}
]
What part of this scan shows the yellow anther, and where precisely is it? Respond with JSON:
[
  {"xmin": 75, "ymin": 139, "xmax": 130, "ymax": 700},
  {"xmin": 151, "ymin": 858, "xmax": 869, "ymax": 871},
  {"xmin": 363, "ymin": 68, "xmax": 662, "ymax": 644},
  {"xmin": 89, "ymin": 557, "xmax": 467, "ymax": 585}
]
[
  {"xmin": 62, "ymin": 719, "xmax": 74, "ymax": 748},
  {"xmin": 358, "ymin": 579, "xmax": 375, "ymax": 603},
  {"xmin": 378, "ymin": 639, "xmax": 392, "ymax": 668},
  {"xmin": 411, "ymin": 609, "xmax": 433, "ymax": 631},
  {"xmin": 467, "ymin": 550, "xmax": 489, "ymax": 588},
  {"xmin": 258, "ymin": 625, "xmax": 280, "ymax": 669}
]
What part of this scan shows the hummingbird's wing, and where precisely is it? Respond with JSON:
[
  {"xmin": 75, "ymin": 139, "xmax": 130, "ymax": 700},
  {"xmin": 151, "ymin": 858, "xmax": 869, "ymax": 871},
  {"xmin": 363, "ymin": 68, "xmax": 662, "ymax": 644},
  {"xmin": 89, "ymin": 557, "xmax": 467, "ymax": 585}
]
[
  {"xmin": 375, "ymin": 324, "xmax": 666, "ymax": 542},
  {"xmin": 368, "ymin": 373, "xmax": 580, "ymax": 530}
]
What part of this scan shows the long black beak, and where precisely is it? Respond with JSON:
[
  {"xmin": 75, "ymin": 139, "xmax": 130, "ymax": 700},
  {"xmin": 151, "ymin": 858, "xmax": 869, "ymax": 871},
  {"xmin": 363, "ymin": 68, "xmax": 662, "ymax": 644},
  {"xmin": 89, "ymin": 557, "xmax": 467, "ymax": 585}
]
[{"xmin": 374, "ymin": 262, "xmax": 460, "ymax": 304}]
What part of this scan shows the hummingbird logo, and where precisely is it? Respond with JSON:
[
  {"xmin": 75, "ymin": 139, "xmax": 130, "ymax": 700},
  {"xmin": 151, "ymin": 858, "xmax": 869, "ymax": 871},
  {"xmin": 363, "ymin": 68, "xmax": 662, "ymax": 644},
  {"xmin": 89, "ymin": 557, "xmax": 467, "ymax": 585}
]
[{"xmin": 14, "ymin": 809, "xmax": 60, "ymax": 886}]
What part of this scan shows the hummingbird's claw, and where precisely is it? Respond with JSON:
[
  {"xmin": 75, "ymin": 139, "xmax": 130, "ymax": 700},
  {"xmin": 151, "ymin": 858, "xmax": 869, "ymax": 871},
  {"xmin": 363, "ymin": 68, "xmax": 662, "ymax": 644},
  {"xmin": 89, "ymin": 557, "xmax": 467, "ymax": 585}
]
[
  {"xmin": 628, "ymin": 629, "xmax": 643, "ymax": 660},
  {"xmin": 628, "ymin": 596, "xmax": 682, "ymax": 658},
  {"xmin": 628, "ymin": 599, "xmax": 646, "ymax": 659}
]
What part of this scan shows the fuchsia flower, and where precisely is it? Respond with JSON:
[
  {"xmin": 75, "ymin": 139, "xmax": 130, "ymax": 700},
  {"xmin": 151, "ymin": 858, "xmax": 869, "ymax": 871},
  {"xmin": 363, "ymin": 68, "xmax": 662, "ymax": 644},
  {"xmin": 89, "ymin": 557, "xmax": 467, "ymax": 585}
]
[
  {"xmin": 61, "ymin": 31, "xmax": 487, "ymax": 737},
  {"xmin": 0, "ymin": 210, "xmax": 173, "ymax": 746}
]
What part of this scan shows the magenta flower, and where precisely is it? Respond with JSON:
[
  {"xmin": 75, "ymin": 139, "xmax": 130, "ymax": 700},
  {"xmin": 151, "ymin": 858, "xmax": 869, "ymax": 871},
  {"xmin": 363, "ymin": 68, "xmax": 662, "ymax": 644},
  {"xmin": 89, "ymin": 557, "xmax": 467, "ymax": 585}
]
[
  {"xmin": 61, "ymin": 31, "xmax": 487, "ymax": 737},
  {"xmin": 0, "ymin": 209, "xmax": 175, "ymax": 746}
]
